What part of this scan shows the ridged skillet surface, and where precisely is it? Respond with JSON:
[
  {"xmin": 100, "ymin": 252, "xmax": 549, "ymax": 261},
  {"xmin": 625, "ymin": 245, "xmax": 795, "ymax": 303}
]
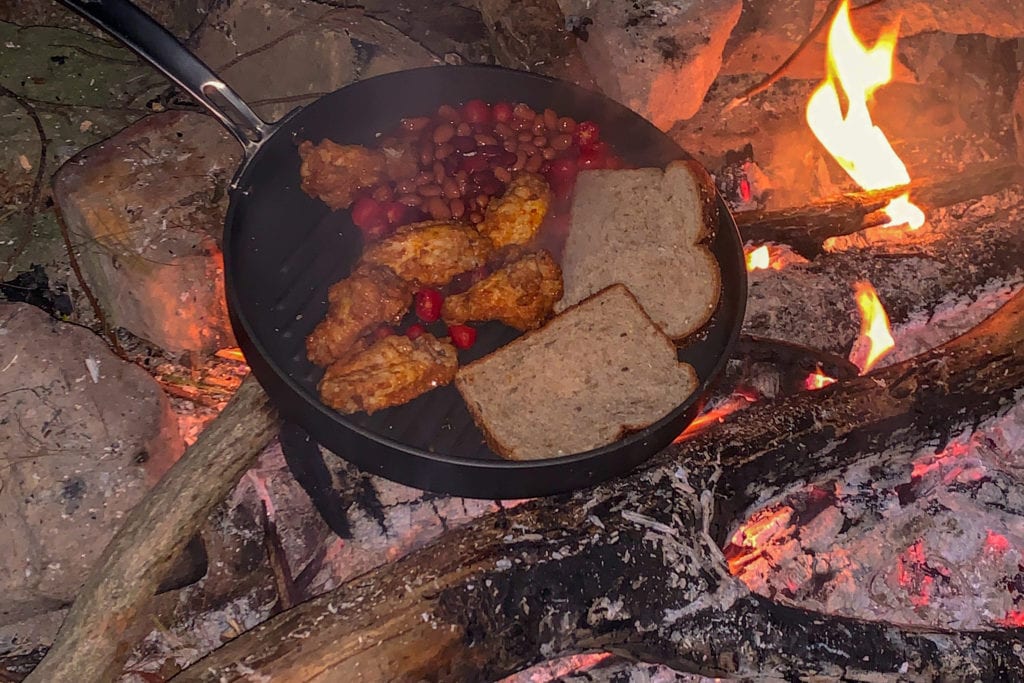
[{"xmin": 225, "ymin": 65, "xmax": 747, "ymax": 499}]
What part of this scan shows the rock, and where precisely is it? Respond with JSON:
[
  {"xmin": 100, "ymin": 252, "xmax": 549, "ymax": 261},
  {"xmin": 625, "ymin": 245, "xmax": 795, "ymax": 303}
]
[
  {"xmin": 556, "ymin": 0, "xmax": 742, "ymax": 128},
  {"xmin": 855, "ymin": 0, "xmax": 1024, "ymax": 39},
  {"xmin": 193, "ymin": 0, "xmax": 435, "ymax": 121},
  {"xmin": 1014, "ymin": 75, "xmax": 1024, "ymax": 168},
  {"xmin": 720, "ymin": 0, "xmax": 816, "ymax": 77},
  {"xmin": 0, "ymin": 302, "xmax": 183, "ymax": 627},
  {"xmin": 476, "ymin": 0, "xmax": 597, "ymax": 88},
  {"xmin": 53, "ymin": 111, "xmax": 240, "ymax": 355}
]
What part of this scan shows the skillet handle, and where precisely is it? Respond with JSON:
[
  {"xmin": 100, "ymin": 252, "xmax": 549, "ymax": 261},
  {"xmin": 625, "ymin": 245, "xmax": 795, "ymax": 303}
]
[{"xmin": 58, "ymin": 0, "xmax": 271, "ymax": 156}]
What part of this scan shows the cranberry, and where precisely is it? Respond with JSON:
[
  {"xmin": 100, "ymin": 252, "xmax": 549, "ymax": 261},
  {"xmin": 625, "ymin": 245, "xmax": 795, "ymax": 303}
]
[
  {"xmin": 414, "ymin": 287, "xmax": 444, "ymax": 323},
  {"xmin": 351, "ymin": 196, "xmax": 385, "ymax": 228},
  {"xmin": 492, "ymin": 101, "xmax": 514, "ymax": 123},
  {"xmin": 448, "ymin": 324, "xmax": 477, "ymax": 349},
  {"xmin": 574, "ymin": 120, "xmax": 600, "ymax": 149},
  {"xmin": 406, "ymin": 323, "xmax": 426, "ymax": 340},
  {"xmin": 461, "ymin": 99, "xmax": 491, "ymax": 124},
  {"xmin": 578, "ymin": 141, "xmax": 611, "ymax": 170},
  {"xmin": 546, "ymin": 156, "xmax": 579, "ymax": 200},
  {"xmin": 384, "ymin": 201, "xmax": 409, "ymax": 225}
]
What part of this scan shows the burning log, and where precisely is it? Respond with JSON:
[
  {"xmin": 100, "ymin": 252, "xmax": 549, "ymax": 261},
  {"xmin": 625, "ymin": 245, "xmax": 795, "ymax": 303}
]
[
  {"xmin": 172, "ymin": 289, "xmax": 1024, "ymax": 681},
  {"xmin": 735, "ymin": 161, "xmax": 1021, "ymax": 257}
]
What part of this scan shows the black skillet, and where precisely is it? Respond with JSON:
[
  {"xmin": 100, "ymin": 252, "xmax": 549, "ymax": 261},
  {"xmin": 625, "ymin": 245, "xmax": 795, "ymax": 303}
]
[{"xmin": 62, "ymin": 0, "xmax": 747, "ymax": 499}]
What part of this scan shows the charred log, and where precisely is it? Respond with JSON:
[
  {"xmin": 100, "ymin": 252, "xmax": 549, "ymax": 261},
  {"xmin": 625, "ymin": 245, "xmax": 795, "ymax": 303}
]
[
  {"xmin": 735, "ymin": 161, "xmax": 1021, "ymax": 257},
  {"xmin": 172, "ymin": 289, "xmax": 1024, "ymax": 681}
]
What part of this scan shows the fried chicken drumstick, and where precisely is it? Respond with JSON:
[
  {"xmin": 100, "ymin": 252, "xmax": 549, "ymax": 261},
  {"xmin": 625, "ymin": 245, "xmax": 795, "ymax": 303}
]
[
  {"xmin": 360, "ymin": 220, "xmax": 493, "ymax": 287},
  {"xmin": 318, "ymin": 333, "xmax": 458, "ymax": 415},
  {"xmin": 442, "ymin": 249, "xmax": 563, "ymax": 331}
]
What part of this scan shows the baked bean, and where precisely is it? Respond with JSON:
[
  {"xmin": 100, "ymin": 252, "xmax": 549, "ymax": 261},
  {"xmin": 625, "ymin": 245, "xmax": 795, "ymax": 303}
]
[
  {"xmin": 519, "ymin": 142, "xmax": 537, "ymax": 157},
  {"xmin": 543, "ymin": 108, "xmax": 558, "ymax": 130},
  {"xmin": 432, "ymin": 161, "xmax": 446, "ymax": 184},
  {"xmin": 525, "ymin": 154, "xmax": 544, "ymax": 173},
  {"xmin": 456, "ymin": 122, "xmax": 472, "ymax": 137},
  {"xmin": 426, "ymin": 196, "xmax": 452, "ymax": 219},
  {"xmin": 557, "ymin": 117, "xmax": 576, "ymax": 133},
  {"xmin": 434, "ymin": 142, "xmax": 454, "ymax": 160},
  {"xmin": 401, "ymin": 117, "xmax": 430, "ymax": 133},
  {"xmin": 513, "ymin": 150, "xmax": 527, "ymax": 171},
  {"xmin": 371, "ymin": 184, "xmax": 393, "ymax": 202},
  {"xmin": 442, "ymin": 178, "xmax": 460, "ymax": 199},
  {"xmin": 398, "ymin": 194, "xmax": 422, "ymax": 207},
  {"xmin": 517, "ymin": 131, "xmax": 534, "ymax": 143},
  {"xmin": 503, "ymin": 140, "xmax": 517, "ymax": 153},
  {"xmin": 497, "ymin": 151, "xmax": 517, "ymax": 167},
  {"xmin": 433, "ymin": 123, "xmax": 455, "ymax": 144},
  {"xmin": 550, "ymin": 133, "xmax": 573, "ymax": 150},
  {"xmin": 418, "ymin": 184, "xmax": 442, "ymax": 197},
  {"xmin": 478, "ymin": 144, "xmax": 504, "ymax": 157},
  {"xmin": 461, "ymin": 154, "xmax": 489, "ymax": 173},
  {"xmin": 475, "ymin": 194, "xmax": 490, "ymax": 209},
  {"xmin": 542, "ymin": 147, "xmax": 557, "ymax": 160},
  {"xmin": 469, "ymin": 211, "xmax": 483, "ymax": 224},
  {"xmin": 415, "ymin": 171, "xmax": 433, "ymax": 186},
  {"xmin": 532, "ymin": 120, "xmax": 546, "ymax": 136},
  {"xmin": 510, "ymin": 118, "xmax": 528, "ymax": 133},
  {"xmin": 396, "ymin": 179, "xmax": 416, "ymax": 194},
  {"xmin": 513, "ymin": 103, "xmax": 535, "ymax": 120},
  {"xmin": 532, "ymin": 135, "xmax": 547, "ymax": 148},
  {"xmin": 474, "ymin": 133, "xmax": 499, "ymax": 146},
  {"xmin": 418, "ymin": 143, "xmax": 433, "ymax": 166},
  {"xmin": 493, "ymin": 122, "xmax": 513, "ymax": 139},
  {"xmin": 493, "ymin": 166, "xmax": 512, "ymax": 183},
  {"xmin": 450, "ymin": 198, "xmax": 466, "ymax": 218},
  {"xmin": 437, "ymin": 104, "xmax": 460, "ymax": 123}
]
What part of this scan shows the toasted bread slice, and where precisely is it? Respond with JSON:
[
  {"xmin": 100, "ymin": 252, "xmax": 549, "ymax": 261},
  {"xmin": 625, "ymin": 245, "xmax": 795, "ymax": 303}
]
[
  {"xmin": 556, "ymin": 160, "xmax": 721, "ymax": 340},
  {"xmin": 455, "ymin": 284, "xmax": 698, "ymax": 461}
]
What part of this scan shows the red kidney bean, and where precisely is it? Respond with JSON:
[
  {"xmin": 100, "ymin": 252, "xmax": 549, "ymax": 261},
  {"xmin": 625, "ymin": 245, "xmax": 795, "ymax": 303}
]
[
  {"xmin": 452, "ymin": 136, "xmax": 476, "ymax": 153},
  {"xmin": 497, "ymin": 150, "xmax": 517, "ymax": 167},
  {"xmin": 461, "ymin": 154, "xmax": 489, "ymax": 173},
  {"xmin": 477, "ymin": 144, "xmax": 504, "ymax": 157}
]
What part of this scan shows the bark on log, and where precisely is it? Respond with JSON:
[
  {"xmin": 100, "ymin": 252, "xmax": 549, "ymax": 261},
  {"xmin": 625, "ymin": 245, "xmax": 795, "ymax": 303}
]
[
  {"xmin": 174, "ymin": 289, "xmax": 1024, "ymax": 681},
  {"xmin": 26, "ymin": 375, "xmax": 280, "ymax": 683},
  {"xmin": 735, "ymin": 161, "xmax": 1021, "ymax": 257}
]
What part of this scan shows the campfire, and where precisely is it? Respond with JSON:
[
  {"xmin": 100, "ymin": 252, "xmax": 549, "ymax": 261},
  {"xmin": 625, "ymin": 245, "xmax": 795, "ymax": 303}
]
[{"xmin": 4, "ymin": 1, "xmax": 1024, "ymax": 682}]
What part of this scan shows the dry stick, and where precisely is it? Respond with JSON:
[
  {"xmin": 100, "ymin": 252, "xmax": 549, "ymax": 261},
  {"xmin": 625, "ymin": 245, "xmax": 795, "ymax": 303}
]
[
  {"xmin": 733, "ymin": 161, "xmax": 1022, "ymax": 257},
  {"xmin": 176, "ymin": 290, "xmax": 1024, "ymax": 682},
  {"xmin": 25, "ymin": 375, "xmax": 280, "ymax": 683}
]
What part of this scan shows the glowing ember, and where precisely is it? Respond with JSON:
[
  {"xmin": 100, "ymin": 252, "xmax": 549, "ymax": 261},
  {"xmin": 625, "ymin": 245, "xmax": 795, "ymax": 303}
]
[
  {"xmin": 215, "ymin": 347, "xmax": 247, "ymax": 363},
  {"xmin": 675, "ymin": 393, "xmax": 756, "ymax": 441},
  {"xmin": 746, "ymin": 245, "xmax": 770, "ymax": 271},
  {"xmin": 849, "ymin": 280, "xmax": 895, "ymax": 373},
  {"xmin": 805, "ymin": 0, "xmax": 925, "ymax": 229},
  {"xmin": 804, "ymin": 366, "xmax": 837, "ymax": 390}
]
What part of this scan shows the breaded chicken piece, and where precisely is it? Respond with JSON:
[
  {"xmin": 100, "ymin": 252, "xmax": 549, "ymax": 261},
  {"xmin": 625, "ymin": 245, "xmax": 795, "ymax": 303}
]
[
  {"xmin": 306, "ymin": 264, "xmax": 412, "ymax": 367},
  {"xmin": 318, "ymin": 333, "xmax": 458, "ymax": 415},
  {"xmin": 442, "ymin": 249, "xmax": 563, "ymax": 331},
  {"xmin": 360, "ymin": 220, "xmax": 492, "ymax": 288},
  {"xmin": 298, "ymin": 140, "xmax": 388, "ymax": 210},
  {"xmin": 476, "ymin": 172, "xmax": 552, "ymax": 249}
]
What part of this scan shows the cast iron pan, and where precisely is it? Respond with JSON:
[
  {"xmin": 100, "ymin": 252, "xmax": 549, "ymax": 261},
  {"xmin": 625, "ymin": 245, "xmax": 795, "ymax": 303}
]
[{"xmin": 63, "ymin": 0, "xmax": 747, "ymax": 499}]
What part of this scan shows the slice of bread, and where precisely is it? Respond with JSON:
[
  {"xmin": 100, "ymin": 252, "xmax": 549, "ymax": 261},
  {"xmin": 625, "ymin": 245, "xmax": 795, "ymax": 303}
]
[
  {"xmin": 455, "ymin": 284, "xmax": 699, "ymax": 461},
  {"xmin": 556, "ymin": 160, "xmax": 722, "ymax": 340}
]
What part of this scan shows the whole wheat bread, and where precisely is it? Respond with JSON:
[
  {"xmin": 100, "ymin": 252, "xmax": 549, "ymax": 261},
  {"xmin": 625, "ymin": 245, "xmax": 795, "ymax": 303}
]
[
  {"xmin": 455, "ymin": 284, "xmax": 699, "ymax": 460},
  {"xmin": 556, "ymin": 160, "xmax": 721, "ymax": 340}
]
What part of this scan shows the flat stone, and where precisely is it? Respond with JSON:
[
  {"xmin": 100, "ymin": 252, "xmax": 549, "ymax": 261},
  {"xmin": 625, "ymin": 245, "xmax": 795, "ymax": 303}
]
[
  {"xmin": 53, "ymin": 111, "xmax": 240, "ymax": 354},
  {"xmin": 0, "ymin": 303, "xmax": 183, "ymax": 627},
  {"xmin": 193, "ymin": 0, "xmax": 435, "ymax": 121},
  {"xmin": 556, "ymin": 0, "xmax": 742, "ymax": 128},
  {"xmin": 855, "ymin": 0, "xmax": 1024, "ymax": 39}
]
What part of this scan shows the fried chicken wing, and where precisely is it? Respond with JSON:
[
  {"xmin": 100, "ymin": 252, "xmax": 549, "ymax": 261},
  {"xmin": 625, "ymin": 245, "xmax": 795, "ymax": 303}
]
[
  {"xmin": 360, "ymin": 220, "xmax": 492, "ymax": 287},
  {"xmin": 298, "ymin": 140, "xmax": 388, "ymax": 210},
  {"xmin": 442, "ymin": 249, "xmax": 563, "ymax": 331},
  {"xmin": 318, "ymin": 333, "xmax": 458, "ymax": 415},
  {"xmin": 476, "ymin": 172, "xmax": 552, "ymax": 249},
  {"xmin": 306, "ymin": 264, "xmax": 412, "ymax": 367}
]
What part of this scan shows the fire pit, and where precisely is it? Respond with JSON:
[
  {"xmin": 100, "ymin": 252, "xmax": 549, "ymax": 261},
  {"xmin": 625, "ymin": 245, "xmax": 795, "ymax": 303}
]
[{"xmin": 3, "ymin": 0, "xmax": 1024, "ymax": 681}]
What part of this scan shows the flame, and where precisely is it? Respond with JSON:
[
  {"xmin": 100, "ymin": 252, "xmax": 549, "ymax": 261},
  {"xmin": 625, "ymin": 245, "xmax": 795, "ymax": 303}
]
[
  {"xmin": 804, "ymin": 366, "xmax": 837, "ymax": 390},
  {"xmin": 806, "ymin": 1, "xmax": 924, "ymax": 229},
  {"xmin": 675, "ymin": 393, "xmax": 756, "ymax": 441},
  {"xmin": 215, "ymin": 347, "xmax": 247, "ymax": 363},
  {"xmin": 746, "ymin": 245, "xmax": 770, "ymax": 271},
  {"xmin": 849, "ymin": 281, "xmax": 894, "ymax": 373}
]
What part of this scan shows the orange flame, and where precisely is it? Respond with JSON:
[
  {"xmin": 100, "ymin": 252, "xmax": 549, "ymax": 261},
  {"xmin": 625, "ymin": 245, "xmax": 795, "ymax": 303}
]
[
  {"xmin": 746, "ymin": 245, "xmax": 770, "ymax": 271},
  {"xmin": 215, "ymin": 347, "xmax": 247, "ymax": 363},
  {"xmin": 806, "ymin": 0, "xmax": 924, "ymax": 229},
  {"xmin": 849, "ymin": 281, "xmax": 894, "ymax": 373},
  {"xmin": 675, "ymin": 393, "xmax": 756, "ymax": 441},
  {"xmin": 804, "ymin": 366, "xmax": 837, "ymax": 390}
]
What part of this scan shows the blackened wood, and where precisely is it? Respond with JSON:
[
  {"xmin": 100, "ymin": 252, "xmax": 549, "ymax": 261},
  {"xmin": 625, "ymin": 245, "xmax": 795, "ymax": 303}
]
[
  {"xmin": 735, "ymin": 161, "xmax": 1021, "ymax": 257},
  {"xmin": 26, "ymin": 375, "xmax": 280, "ymax": 683},
  {"xmin": 174, "ymin": 291, "xmax": 1024, "ymax": 682}
]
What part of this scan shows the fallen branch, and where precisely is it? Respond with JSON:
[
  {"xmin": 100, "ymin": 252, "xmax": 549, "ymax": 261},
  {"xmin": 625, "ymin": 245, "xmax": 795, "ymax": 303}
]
[
  {"xmin": 26, "ymin": 375, "xmax": 280, "ymax": 683},
  {"xmin": 734, "ymin": 161, "xmax": 1021, "ymax": 257},
  {"xmin": 174, "ymin": 286, "xmax": 1024, "ymax": 680}
]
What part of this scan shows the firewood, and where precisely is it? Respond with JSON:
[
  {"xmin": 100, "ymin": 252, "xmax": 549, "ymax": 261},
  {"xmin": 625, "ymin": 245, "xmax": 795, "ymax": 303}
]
[
  {"xmin": 173, "ymin": 289, "xmax": 1024, "ymax": 681},
  {"xmin": 735, "ymin": 161, "xmax": 1021, "ymax": 257},
  {"xmin": 25, "ymin": 375, "xmax": 280, "ymax": 683}
]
